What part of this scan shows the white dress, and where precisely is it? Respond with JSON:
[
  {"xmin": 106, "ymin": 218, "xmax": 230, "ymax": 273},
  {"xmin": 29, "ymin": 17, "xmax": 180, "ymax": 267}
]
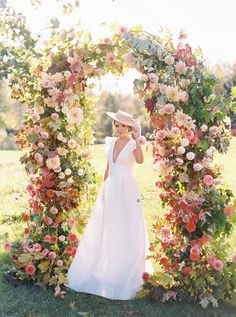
[{"xmin": 67, "ymin": 136, "xmax": 154, "ymax": 300}]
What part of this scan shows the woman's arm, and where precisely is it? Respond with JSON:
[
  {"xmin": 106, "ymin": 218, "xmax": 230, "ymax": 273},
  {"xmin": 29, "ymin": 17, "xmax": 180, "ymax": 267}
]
[
  {"xmin": 103, "ymin": 161, "xmax": 109, "ymax": 181},
  {"xmin": 133, "ymin": 141, "xmax": 144, "ymax": 164}
]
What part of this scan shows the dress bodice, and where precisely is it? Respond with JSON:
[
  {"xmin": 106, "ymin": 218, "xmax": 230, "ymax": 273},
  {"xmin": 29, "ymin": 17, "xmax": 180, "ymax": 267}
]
[{"xmin": 104, "ymin": 136, "xmax": 137, "ymax": 176}]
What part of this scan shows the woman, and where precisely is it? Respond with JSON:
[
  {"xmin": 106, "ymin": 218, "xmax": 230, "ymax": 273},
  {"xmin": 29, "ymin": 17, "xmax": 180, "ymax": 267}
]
[{"xmin": 67, "ymin": 110, "xmax": 153, "ymax": 300}]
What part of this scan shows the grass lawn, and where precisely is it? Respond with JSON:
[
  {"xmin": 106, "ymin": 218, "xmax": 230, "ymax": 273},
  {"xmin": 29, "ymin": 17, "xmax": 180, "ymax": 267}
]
[{"xmin": 0, "ymin": 139, "xmax": 236, "ymax": 316}]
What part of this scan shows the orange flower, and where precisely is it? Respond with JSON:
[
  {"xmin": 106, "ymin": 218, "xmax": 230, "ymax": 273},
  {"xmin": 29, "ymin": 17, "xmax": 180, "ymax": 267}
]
[
  {"xmin": 47, "ymin": 189, "xmax": 55, "ymax": 198},
  {"xmin": 23, "ymin": 214, "xmax": 30, "ymax": 222},
  {"xmin": 186, "ymin": 222, "xmax": 196, "ymax": 233},
  {"xmin": 160, "ymin": 256, "xmax": 169, "ymax": 265},
  {"xmin": 68, "ymin": 232, "xmax": 78, "ymax": 243},
  {"xmin": 190, "ymin": 253, "xmax": 200, "ymax": 261},
  {"xmin": 55, "ymin": 216, "xmax": 62, "ymax": 224}
]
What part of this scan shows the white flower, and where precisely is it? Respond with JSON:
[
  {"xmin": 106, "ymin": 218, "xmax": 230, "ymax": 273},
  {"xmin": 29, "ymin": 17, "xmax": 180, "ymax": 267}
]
[
  {"xmin": 78, "ymin": 169, "xmax": 84, "ymax": 176},
  {"xmin": 46, "ymin": 156, "xmax": 60, "ymax": 170},
  {"xmin": 200, "ymin": 124, "xmax": 208, "ymax": 132},
  {"xmin": 164, "ymin": 55, "xmax": 174, "ymax": 65},
  {"xmin": 58, "ymin": 172, "xmax": 65, "ymax": 179},
  {"xmin": 53, "ymin": 72, "xmax": 64, "ymax": 83},
  {"xmin": 67, "ymin": 177, "xmax": 74, "ymax": 184},
  {"xmin": 177, "ymin": 146, "xmax": 186, "ymax": 155},
  {"xmin": 57, "ymin": 147, "xmax": 68, "ymax": 156},
  {"xmin": 64, "ymin": 71, "xmax": 71, "ymax": 79},
  {"xmin": 35, "ymin": 106, "xmax": 44, "ymax": 114},
  {"xmin": 65, "ymin": 168, "xmax": 72, "ymax": 176},
  {"xmin": 181, "ymin": 138, "xmax": 189, "ymax": 147},
  {"xmin": 68, "ymin": 139, "xmax": 77, "ymax": 149},
  {"xmin": 186, "ymin": 152, "xmax": 195, "ymax": 160}
]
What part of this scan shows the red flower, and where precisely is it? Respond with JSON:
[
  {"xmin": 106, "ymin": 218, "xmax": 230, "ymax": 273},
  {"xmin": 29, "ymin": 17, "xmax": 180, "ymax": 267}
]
[
  {"xmin": 50, "ymin": 235, "xmax": 58, "ymax": 243},
  {"xmin": 160, "ymin": 256, "xmax": 169, "ymax": 265},
  {"xmin": 47, "ymin": 189, "xmax": 55, "ymax": 198},
  {"xmin": 182, "ymin": 267, "xmax": 192, "ymax": 275},
  {"xmin": 65, "ymin": 246, "xmax": 74, "ymax": 255},
  {"xmin": 142, "ymin": 272, "xmax": 150, "ymax": 282},
  {"xmin": 190, "ymin": 253, "xmax": 200, "ymax": 261},
  {"xmin": 25, "ymin": 263, "xmax": 36, "ymax": 275},
  {"xmin": 186, "ymin": 222, "xmax": 196, "ymax": 233},
  {"xmin": 55, "ymin": 216, "xmax": 63, "ymax": 224},
  {"xmin": 23, "ymin": 214, "xmax": 30, "ymax": 222}
]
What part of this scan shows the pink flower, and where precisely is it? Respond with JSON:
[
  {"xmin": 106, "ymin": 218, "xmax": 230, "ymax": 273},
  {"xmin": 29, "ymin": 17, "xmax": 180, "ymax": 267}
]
[
  {"xmin": 41, "ymin": 248, "xmax": 49, "ymax": 256},
  {"xmin": 49, "ymin": 206, "xmax": 58, "ymax": 215},
  {"xmin": 41, "ymin": 131, "xmax": 49, "ymax": 139},
  {"xmin": 68, "ymin": 218, "xmax": 76, "ymax": 228},
  {"xmin": 25, "ymin": 263, "xmax": 36, "ymax": 275},
  {"xmin": 175, "ymin": 158, "xmax": 184, "ymax": 165},
  {"xmin": 48, "ymin": 251, "xmax": 57, "ymax": 259},
  {"xmin": 106, "ymin": 52, "xmax": 115, "ymax": 63},
  {"xmin": 103, "ymin": 37, "xmax": 112, "ymax": 44},
  {"xmin": 175, "ymin": 61, "xmax": 187, "ymax": 75},
  {"xmin": 203, "ymin": 175, "xmax": 214, "ymax": 186},
  {"xmin": 32, "ymin": 243, "xmax": 42, "ymax": 252},
  {"xmin": 56, "ymin": 260, "xmax": 63, "ymax": 266},
  {"xmin": 4, "ymin": 242, "xmax": 12, "ymax": 250},
  {"xmin": 44, "ymin": 235, "xmax": 51, "ymax": 242},
  {"xmin": 232, "ymin": 255, "xmax": 236, "ymax": 263},
  {"xmin": 32, "ymin": 112, "xmax": 40, "ymax": 122},
  {"xmin": 51, "ymin": 113, "xmax": 59, "ymax": 120},
  {"xmin": 179, "ymin": 91, "xmax": 189, "ymax": 103},
  {"xmin": 171, "ymin": 127, "xmax": 180, "ymax": 136},
  {"xmin": 213, "ymin": 259, "xmax": 224, "ymax": 271},
  {"xmin": 163, "ymin": 103, "xmax": 175, "ymax": 114},
  {"xmin": 44, "ymin": 217, "xmax": 53, "ymax": 225},
  {"xmin": 26, "ymin": 184, "xmax": 34, "ymax": 192},
  {"xmin": 209, "ymin": 126, "xmax": 218, "ymax": 135},
  {"xmin": 156, "ymin": 130, "xmax": 166, "ymax": 140},
  {"xmin": 148, "ymin": 73, "xmax": 158, "ymax": 83},
  {"xmin": 59, "ymin": 235, "xmax": 65, "ymax": 242},
  {"xmin": 68, "ymin": 232, "xmax": 78, "ymax": 243},
  {"xmin": 224, "ymin": 205, "xmax": 234, "ymax": 216},
  {"xmin": 184, "ymin": 130, "xmax": 195, "ymax": 140},
  {"xmin": 120, "ymin": 25, "xmax": 128, "ymax": 33},
  {"xmin": 193, "ymin": 163, "xmax": 203, "ymax": 171},
  {"xmin": 34, "ymin": 153, "xmax": 43, "ymax": 164},
  {"xmin": 207, "ymin": 256, "xmax": 216, "ymax": 265}
]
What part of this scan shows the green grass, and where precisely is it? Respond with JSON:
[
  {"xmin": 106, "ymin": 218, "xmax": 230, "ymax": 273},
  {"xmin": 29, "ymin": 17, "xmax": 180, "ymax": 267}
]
[{"xmin": 0, "ymin": 140, "xmax": 236, "ymax": 316}]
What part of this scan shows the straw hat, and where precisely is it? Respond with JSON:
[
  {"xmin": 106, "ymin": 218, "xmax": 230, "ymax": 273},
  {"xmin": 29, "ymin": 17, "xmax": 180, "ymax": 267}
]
[{"xmin": 106, "ymin": 110, "xmax": 137, "ymax": 127}]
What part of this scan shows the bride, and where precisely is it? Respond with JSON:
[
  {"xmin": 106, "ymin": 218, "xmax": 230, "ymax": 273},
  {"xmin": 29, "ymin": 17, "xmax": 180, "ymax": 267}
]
[{"xmin": 67, "ymin": 110, "xmax": 153, "ymax": 300}]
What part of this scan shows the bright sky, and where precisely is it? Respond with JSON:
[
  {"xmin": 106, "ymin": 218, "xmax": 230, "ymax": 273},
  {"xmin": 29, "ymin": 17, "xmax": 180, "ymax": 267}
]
[{"xmin": 8, "ymin": 0, "xmax": 236, "ymax": 94}]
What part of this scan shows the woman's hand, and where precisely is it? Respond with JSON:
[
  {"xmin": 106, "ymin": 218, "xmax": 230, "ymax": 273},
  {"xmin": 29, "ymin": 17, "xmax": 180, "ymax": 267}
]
[{"xmin": 132, "ymin": 121, "xmax": 141, "ymax": 141}]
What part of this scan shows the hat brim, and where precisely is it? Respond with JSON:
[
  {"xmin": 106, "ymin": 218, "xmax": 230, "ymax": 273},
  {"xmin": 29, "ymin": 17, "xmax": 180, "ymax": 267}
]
[{"xmin": 106, "ymin": 111, "xmax": 136, "ymax": 127}]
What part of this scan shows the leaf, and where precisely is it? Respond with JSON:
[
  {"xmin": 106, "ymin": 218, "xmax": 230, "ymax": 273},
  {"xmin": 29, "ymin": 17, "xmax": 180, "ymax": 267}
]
[{"xmin": 38, "ymin": 260, "xmax": 50, "ymax": 273}]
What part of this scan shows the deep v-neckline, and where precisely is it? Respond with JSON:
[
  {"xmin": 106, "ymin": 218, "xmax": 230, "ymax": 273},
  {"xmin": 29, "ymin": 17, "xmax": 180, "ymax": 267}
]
[{"xmin": 112, "ymin": 137, "xmax": 132, "ymax": 164}]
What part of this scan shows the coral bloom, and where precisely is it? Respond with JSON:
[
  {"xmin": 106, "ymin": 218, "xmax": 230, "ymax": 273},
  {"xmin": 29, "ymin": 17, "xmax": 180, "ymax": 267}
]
[
  {"xmin": 160, "ymin": 256, "xmax": 169, "ymax": 265},
  {"xmin": 182, "ymin": 267, "xmax": 192, "ymax": 275},
  {"xmin": 186, "ymin": 222, "xmax": 196, "ymax": 233},
  {"xmin": 47, "ymin": 189, "xmax": 55, "ymax": 198},
  {"xmin": 203, "ymin": 175, "xmax": 214, "ymax": 186},
  {"xmin": 23, "ymin": 214, "xmax": 30, "ymax": 222},
  {"xmin": 68, "ymin": 232, "xmax": 78, "ymax": 243},
  {"xmin": 224, "ymin": 205, "xmax": 234, "ymax": 216},
  {"xmin": 25, "ymin": 263, "xmax": 36, "ymax": 275},
  {"xmin": 190, "ymin": 253, "xmax": 200, "ymax": 261},
  {"xmin": 213, "ymin": 259, "xmax": 224, "ymax": 271},
  {"xmin": 4, "ymin": 242, "xmax": 12, "ymax": 250}
]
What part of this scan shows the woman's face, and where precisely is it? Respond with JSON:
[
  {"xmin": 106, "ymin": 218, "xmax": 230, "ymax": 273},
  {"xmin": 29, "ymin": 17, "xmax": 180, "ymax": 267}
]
[{"xmin": 113, "ymin": 120, "xmax": 131, "ymax": 137}]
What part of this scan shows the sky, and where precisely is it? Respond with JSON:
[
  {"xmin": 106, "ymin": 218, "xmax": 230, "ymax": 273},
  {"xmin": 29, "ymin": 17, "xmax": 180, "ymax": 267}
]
[{"xmin": 8, "ymin": 0, "xmax": 236, "ymax": 94}]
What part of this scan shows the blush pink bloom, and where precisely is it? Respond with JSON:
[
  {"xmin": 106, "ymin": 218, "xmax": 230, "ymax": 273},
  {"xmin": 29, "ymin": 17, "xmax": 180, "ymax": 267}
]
[
  {"xmin": 34, "ymin": 153, "xmax": 43, "ymax": 164},
  {"xmin": 44, "ymin": 216, "xmax": 53, "ymax": 225},
  {"xmin": 148, "ymin": 73, "xmax": 158, "ymax": 83},
  {"xmin": 120, "ymin": 25, "xmax": 128, "ymax": 33},
  {"xmin": 68, "ymin": 218, "xmax": 76, "ymax": 228},
  {"xmin": 103, "ymin": 37, "xmax": 112, "ymax": 44},
  {"xmin": 32, "ymin": 243, "xmax": 42, "ymax": 252},
  {"xmin": 41, "ymin": 131, "xmax": 49, "ymax": 139},
  {"xmin": 209, "ymin": 126, "xmax": 218, "ymax": 135},
  {"xmin": 207, "ymin": 256, "xmax": 216, "ymax": 266},
  {"xmin": 232, "ymin": 255, "xmax": 236, "ymax": 263},
  {"xmin": 156, "ymin": 130, "xmax": 166, "ymax": 140},
  {"xmin": 164, "ymin": 103, "xmax": 175, "ymax": 114},
  {"xmin": 213, "ymin": 259, "xmax": 224, "ymax": 271},
  {"xmin": 175, "ymin": 158, "xmax": 184, "ymax": 165},
  {"xmin": 106, "ymin": 52, "xmax": 115, "ymax": 63},
  {"xmin": 203, "ymin": 175, "xmax": 214, "ymax": 186},
  {"xmin": 25, "ymin": 263, "xmax": 36, "ymax": 275},
  {"xmin": 138, "ymin": 136, "xmax": 146, "ymax": 145},
  {"xmin": 44, "ymin": 235, "xmax": 51, "ymax": 242},
  {"xmin": 59, "ymin": 235, "xmax": 65, "ymax": 242},
  {"xmin": 4, "ymin": 242, "xmax": 12, "ymax": 250},
  {"xmin": 56, "ymin": 260, "xmax": 63, "ymax": 266},
  {"xmin": 175, "ymin": 61, "xmax": 187, "ymax": 75},
  {"xmin": 171, "ymin": 127, "xmax": 180, "ymax": 136},
  {"xmin": 224, "ymin": 205, "xmax": 234, "ymax": 216},
  {"xmin": 179, "ymin": 91, "xmax": 189, "ymax": 103},
  {"xmin": 32, "ymin": 112, "xmax": 40, "ymax": 122},
  {"xmin": 49, "ymin": 206, "xmax": 58, "ymax": 215},
  {"xmin": 184, "ymin": 130, "xmax": 195, "ymax": 140},
  {"xmin": 51, "ymin": 113, "xmax": 59, "ymax": 120},
  {"xmin": 48, "ymin": 251, "xmax": 57, "ymax": 259},
  {"xmin": 193, "ymin": 163, "xmax": 203, "ymax": 171}
]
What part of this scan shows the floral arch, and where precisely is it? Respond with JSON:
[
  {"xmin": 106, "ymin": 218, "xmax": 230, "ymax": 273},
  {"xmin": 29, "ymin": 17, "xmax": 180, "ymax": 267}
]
[{"xmin": 4, "ymin": 25, "xmax": 236, "ymax": 305}]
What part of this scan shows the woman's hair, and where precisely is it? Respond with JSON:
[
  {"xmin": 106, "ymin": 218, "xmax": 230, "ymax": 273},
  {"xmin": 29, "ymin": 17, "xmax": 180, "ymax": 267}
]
[{"xmin": 112, "ymin": 120, "xmax": 133, "ymax": 136}]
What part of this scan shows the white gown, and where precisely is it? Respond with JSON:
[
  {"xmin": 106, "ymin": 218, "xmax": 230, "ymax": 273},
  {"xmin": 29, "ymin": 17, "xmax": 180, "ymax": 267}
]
[{"xmin": 67, "ymin": 136, "xmax": 154, "ymax": 300}]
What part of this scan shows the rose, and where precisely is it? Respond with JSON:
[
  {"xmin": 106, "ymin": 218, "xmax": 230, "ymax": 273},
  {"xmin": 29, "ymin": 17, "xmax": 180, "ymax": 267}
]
[
  {"xmin": 203, "ymin": 175, "xmax": 214, "ymax": 186},
  {"xmin": 181, "ymin": 138, "xmax": 189, "ymax": 147},
  {"xmin": 224, "ymin": 205, "xmax": 234, "ymax": 216},
  {"xmin": 177, "ymin": 146, "xmax": 186, "ymax": 155},
  {"xmin": 175, "ymin": 61, "xmax": 187, "ymax": 75},
  {"xmin": 209, "ymin": 126, "xmax": 218, "ymax": 135},
  {"xmin": 148, "ymin": 73, "xmax": 158, "ymax": 83},
  {"xmin": 213, "ymin": 259, "xmax": 224, "ymax": 271},
  {"xmin": 163, "ymin": 103, "xmax": 175, "ymax": 114},
  {"xmin": 4, "ymin": 242, "xmax": 12, "ymax": 250},
  {"xmin": 49, "ymin": 206, "xmax": 58, "ymax": 215},
  {"xmin": 186, "ymin": 222, "xmax": 196, "ymax": 233},
  {"xmin": 65, "ymin": 168, "xmax": 72, "ymax": 176},
  {"xmin": 68, "ymin": 218, "xmax": 76, "ymax": 228},
  {"xmin": 164, "ymin": 55, "xmax": 174, "ymax": 65},
  {"xmin": 142, "ymin": 272, "xmax": 150, "ymax": 282},
  {"xmin": 200, "ymin": 124, "xmax": 208, "ymax": 132},
  {"xmin": 25, "ymin": 263, "xmax": 36, "ymax": 275},
  {"xmin": 51, "ymin": 113, "xmax": 59, "ymax": 120},
  {"xmin": 56, "ymin": 260, "xmax": 63, "ymax": 267},
  {"xmin": 156, "ymin": 130, "xmax": 166, "ymax": 140},
  {"xmin": 48, "ymin": 251, "xmax": 57, "ymax": 259},
  {"xmin": 179, "ymin": 91, "xmax": 189, "ymax": 102},
  {"xmin": 185, "ymin": 130, "xmax": 195, "ymax": 140},
  {"xmin": 106, "ymin": 52, "xmax": 115, "ymax": 63},
  {"xmin": 176, "ymin": 158, "xmax": 184, "ymax": 165},
  {"xmin": 68, "ymin": 232, "xmax": 78, "ymax": 243}
]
